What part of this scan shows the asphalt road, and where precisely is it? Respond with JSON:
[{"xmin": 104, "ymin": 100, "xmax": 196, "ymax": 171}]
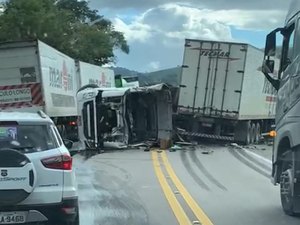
[{"xmin": 73, "ymin": 144, "xmax": 300, "ymax": 225}]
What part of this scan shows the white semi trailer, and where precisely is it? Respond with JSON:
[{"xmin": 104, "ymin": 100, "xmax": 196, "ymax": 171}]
[
  {"xmin": 175, "ymin": 39, "xmax": 279, "ymax": 144},
  {"xmin": 0, "ymin": 40, "xmax": 115, "ymax": 141}
]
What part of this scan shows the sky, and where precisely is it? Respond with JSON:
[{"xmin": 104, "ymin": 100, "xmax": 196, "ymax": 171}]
[{"xmin": 89, "ymin": 0, "xmax": 292, "ymax": 72}]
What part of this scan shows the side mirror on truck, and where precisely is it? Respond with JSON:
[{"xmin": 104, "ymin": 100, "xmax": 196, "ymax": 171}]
[
  {"xmin": 262, "ymin": 59, "xmax": 275, "ymax": 74},
  {"xmin": 262, "ymin": 59, "xmax": 280, "ymax": 91},
  {"xmin": 262, "ymin": 28, "xmax": 284, "ymax": 91},
  {"xmin": 265, "ymin": 31, "xmax": 277, "ymax": 57}
]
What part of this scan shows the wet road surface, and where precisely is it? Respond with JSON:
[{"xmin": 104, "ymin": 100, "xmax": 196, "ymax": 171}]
[{"xmin": 73, "ymin": 145, "xmax": 300, "ymax": 225}]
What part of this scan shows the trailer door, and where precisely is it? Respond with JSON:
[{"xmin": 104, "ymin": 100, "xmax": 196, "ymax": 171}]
[{"xmin": 179, "ymin": 40, "xmax": 247, "ymax": 118}]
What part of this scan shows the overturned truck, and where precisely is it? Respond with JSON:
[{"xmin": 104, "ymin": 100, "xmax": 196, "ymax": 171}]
[{"xmin": 76, "ymin": 84, "xmax": 173, "ymax": 150}]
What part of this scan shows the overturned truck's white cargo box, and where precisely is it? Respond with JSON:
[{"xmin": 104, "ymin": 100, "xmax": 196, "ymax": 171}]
[
  {"xmin": 178, "ymin": 39, "xmax": 277, "ymax": 120},
  {"xmin": 77, "ymin": 61, "xmax": 115, "ymax": 88},
  {"xmin": 0, "ymin": 40, "xmax": 78, "ymax": 117}
]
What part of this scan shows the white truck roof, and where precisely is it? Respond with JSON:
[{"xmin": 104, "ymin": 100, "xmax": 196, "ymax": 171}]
[
  {"xmin": 77, "ymin": 87, "xmax": 130, "ymax": 104},
  {"xmin": 286, "ymin": 0, "xmax": 300, "ymax": 23},
  {"xmin": 0, "ymin": 111, "xmax": 52, "ymax": 123}
]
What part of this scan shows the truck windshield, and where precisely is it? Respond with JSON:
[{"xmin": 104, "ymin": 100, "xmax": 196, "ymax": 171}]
[
  {"xmin": 102, "ymin": 96, "xmax": 122, "ymax": 104},
  {"xmin": 0, "ymin": 125, "xmax": 58, "ymax": 152}
]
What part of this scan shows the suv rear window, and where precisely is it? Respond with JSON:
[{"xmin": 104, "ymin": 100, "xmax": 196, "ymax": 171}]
[{"xmin": 0, "ymin": 124, "xmax": 58, "ymax": 152}]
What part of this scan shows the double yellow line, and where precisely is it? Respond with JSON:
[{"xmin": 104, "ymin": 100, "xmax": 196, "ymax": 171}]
[{"xmin": 152, "ymin": 150, "xmax": 214, "ymax": 225}]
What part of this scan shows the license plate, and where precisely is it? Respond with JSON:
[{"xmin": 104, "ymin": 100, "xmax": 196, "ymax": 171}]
[{"xmin": 0, "ymin": 212, "xmax": 26, "ymax": 224}]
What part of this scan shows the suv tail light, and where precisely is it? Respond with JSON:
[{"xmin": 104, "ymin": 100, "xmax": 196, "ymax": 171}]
[{"xmin": 41, "ymin": 155, "xmax": 72, "ymax": 170}]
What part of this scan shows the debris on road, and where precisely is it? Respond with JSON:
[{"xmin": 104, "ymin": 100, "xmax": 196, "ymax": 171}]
[
  {"xmin": 201, "ymin": 150, "xmax": 214, "ymax": 155},
  {"xmin": 143, "ymin": 147, "xmax": 150, "ymax": 152},
  {"xmin": 230, "ymin": 143, "xmax": 239, "ymax": 148},
  {"xmin": 169, "ymin": 145, "xmax": 182, "ymax": 152},
  {"xmin": 175, "ymin": 141, "xmax": 194, "ymax": 146}
]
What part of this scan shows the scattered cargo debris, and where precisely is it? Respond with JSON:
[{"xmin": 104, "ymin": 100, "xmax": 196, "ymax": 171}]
[
  {"xmin": 202, "ymin": 151, "xmax": 214, "ymax": 155},
  {"xmin": 230, "ymin": 143, "xmax": 239, "ymax": 148},
  {"xmin": 175, "ymin": 142, "xmax": 194, "ymax": 146},
  {"xmin": 169, "ymin": 145, "xmax": 182, "ymax": 152}
]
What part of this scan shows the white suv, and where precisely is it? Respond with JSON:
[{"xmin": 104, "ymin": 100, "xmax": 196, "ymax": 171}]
[{"xmin": 0, "ymin": 111, "xmax": 79, "ymax": 225}]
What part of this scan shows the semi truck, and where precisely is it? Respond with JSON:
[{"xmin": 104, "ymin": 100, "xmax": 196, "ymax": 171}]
[
  {"xmin": 262, "ymin": 0, "xmax": 300, "ymax": 216},
  {"xmin": 174, "ymin": 39, "xmax": 279, "ymax": 144},
  {"xmin": 0, "ymin": 40, "xmax": 115, "ymax": 140},
  {"xmin": 76, "ymin": 84, "xmax": 173, "ymax": 151}
]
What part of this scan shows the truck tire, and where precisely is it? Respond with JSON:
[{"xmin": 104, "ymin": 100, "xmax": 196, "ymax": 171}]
[
  {"xmin": 254, "ymin": 123, "xmax": 261, "ymax": 143},
  {"xmin": 245, "ymin": 121, "xmax": 251, "ymax": 145},
  {"xmin": 234, "ymin": 121, "xmax": 251, "ymax": 145},
  {"xmin": 250, "ymin": 123, "xmax": 256, "ymax": 144},
  {"xmin": 280, "ymin": 152, "xmax": 298, "ymax": 216}
]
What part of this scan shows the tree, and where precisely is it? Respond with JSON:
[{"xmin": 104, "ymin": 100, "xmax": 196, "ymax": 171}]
[{"xmin": 0, "ymin": 0, "xmax": 129, "ymax": 65}]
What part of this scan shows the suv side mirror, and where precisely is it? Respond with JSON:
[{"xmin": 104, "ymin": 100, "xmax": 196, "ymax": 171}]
[{"xmin": 63, "ymin": 139, "xmax": 73, "ymax": 150}]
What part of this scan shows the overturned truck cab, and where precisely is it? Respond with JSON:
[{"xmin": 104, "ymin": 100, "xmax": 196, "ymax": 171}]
[{"xmin": 76, "ymin": 84, "xmax": 173, "ymax": 151}]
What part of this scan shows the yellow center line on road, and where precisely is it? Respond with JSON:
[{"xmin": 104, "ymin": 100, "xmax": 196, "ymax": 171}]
[
  {"xmin": 161, "ymin": 150, "xmax": 214, "ymax": 225},
  {"xmin": 151, "ymin": 151, "xmax": 192, "ymax": 225}
]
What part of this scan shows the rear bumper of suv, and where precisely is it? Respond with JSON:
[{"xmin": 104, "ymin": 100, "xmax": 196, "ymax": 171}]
[{"xmin": 0, "ymin": 197, "xmax": 79, "ymax": 224}]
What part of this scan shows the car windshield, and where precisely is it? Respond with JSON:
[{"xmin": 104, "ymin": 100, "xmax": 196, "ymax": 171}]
[{"xmin": 0, "ymin": 125, "xmax": 58, "ymax": 152}]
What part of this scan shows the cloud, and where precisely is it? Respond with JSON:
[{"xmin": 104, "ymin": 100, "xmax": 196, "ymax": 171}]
[
  {"xmin": 90, "ymin": 0, "xmax": 291, "ymax": 11},
  {"xmin": 145, "ymin": 4, "xmax": 285, "ymax": 31},
  {"xmin": 108, "ymin": 2, "xmax": 289, "ymax": 72},
  {"xmin": 148, "ymin": 61, "xmax": 161, "ymax": 70},
  {"xmin": 114, "ymin": 4, "xmax": 286, "ymax": 45},
  {"xmin": 113, "ymin": 18, "xmax": 152, "ymax": 42},
  {"xmin": 114, "ymin": 4, "xmax": 233, "ymax": 44},
  {"xmin": 204, "ymin": 9, "xmax": 286, "ymax": 30},
  {"xmin": 113, "ymin": 4, "xmax": 234, "ymax": 72}
]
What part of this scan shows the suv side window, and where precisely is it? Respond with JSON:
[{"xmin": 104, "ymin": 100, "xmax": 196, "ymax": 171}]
[{"xmin": 52, "ymin": 125, "xmax": 63, "ymax": 146}]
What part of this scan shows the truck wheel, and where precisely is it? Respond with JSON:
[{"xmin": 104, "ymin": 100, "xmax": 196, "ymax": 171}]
[
  {"xmin": 254, "ymin": 123, "xmax": 261, "ymax": 143},
  {"xmin": 280, "ymin": 152, "xmax": 296, "ymax": 216},
  {"xmin": 250, "ymin": 123, "xmax": 256, "ymax": 144},
  {"xmin": 234, "ymin": 121, "xmax": 252, "ymax": 145},
  {"xmin": 245, "ymin": 121, "xmax": 251, "ymax": 145}
]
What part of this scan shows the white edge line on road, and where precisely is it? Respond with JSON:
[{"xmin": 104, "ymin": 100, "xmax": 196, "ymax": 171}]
[{"xmin": 241, "ymin": 147, "xmax": 272, "ymax": 166}]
